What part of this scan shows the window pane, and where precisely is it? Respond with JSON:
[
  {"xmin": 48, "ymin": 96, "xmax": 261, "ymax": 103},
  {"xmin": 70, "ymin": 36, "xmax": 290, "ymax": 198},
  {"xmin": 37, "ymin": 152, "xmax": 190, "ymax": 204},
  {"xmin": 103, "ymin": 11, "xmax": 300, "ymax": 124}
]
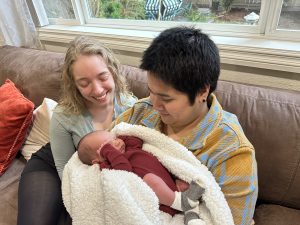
[
  {"xmin": 278, "ymin": 0, "xmax": 300, "ymax": 30},
  {"xmin": 42, "ymin": 0, "xmax": 75, "ymax": 19},
  {"xmin": 86, "ymin": 0, "xmax": 261, "ymax": 25}
]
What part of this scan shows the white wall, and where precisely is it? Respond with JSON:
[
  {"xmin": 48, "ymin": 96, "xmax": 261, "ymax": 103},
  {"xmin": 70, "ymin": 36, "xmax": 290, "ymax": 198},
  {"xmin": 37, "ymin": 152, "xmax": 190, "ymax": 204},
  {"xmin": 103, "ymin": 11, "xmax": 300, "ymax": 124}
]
[{"xmin": 40, "ymin": 38, "xmax": 300, "ymax": 92}]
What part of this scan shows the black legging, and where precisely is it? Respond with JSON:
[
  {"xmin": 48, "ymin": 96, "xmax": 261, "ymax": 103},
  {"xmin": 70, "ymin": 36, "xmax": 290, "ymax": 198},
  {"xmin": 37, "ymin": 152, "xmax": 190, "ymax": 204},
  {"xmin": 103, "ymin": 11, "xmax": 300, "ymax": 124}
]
[{"xmin": 17, "ymin": 143, "xmax": 71, "ymax": 225}]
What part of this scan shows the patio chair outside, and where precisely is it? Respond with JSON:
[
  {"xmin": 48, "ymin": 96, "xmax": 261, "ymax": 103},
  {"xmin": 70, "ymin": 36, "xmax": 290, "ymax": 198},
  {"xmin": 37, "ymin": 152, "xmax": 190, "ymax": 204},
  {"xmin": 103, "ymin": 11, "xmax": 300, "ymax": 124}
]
[{"xmin": 145, "ymin": 0, "xmax": 183, "ymax": 20}]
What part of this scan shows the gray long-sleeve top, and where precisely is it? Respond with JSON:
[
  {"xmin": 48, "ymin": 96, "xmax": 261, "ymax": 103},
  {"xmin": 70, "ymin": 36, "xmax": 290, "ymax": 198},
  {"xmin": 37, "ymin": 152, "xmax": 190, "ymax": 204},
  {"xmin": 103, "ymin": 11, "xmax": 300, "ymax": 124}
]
[{"xmin": 50, "ymin": 95, "xmax": 137, "ymax": 179}]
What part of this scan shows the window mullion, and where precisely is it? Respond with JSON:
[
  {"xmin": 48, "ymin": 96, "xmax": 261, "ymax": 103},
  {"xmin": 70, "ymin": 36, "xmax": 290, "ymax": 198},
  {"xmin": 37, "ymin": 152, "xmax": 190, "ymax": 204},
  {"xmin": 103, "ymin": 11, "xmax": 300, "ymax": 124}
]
[
  {"xmin": 70, "ymin": 0, "xmax": 86, "ymax": 25},
  {"xmin": 79, "ymin": 0, "xmax": 92, "ymax": 22},
  {"xmin": 265, "ymin": 0, "xmax": 283, "ymax": 35},
  {"xmin": 258, "ymin": 0, "xmax": 272, "ymax": 35}
]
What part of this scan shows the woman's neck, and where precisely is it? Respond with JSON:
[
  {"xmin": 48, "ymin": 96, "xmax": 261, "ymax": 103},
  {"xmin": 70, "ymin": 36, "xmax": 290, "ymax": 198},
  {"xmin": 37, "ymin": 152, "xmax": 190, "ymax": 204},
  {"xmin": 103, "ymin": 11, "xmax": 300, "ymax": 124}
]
[{"xmin": 88, "ymin": 103, "xmax": 114, "ymax": 130}]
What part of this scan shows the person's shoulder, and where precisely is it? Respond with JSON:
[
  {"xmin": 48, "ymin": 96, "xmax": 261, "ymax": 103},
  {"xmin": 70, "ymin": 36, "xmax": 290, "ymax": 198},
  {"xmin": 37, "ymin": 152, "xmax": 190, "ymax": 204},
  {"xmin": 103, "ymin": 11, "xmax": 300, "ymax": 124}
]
[
  {"xmin": 114, "ymin": 94, "xmax": 140, "ymax": 117},
  {"xmin": 52, "ymin": 105, "xmax": 87, "ymax": 124},
  {"xmin": 129, "ymin": 97, "xmax": 155, "ymax": 115},
  {"xmin": 119, "ymin": 93, "xmax": 138, "ymax": 107},
  {"xmin": 133, "ymin": 97, "xmax": 153, "ymax": 107},
  {"xmin": 218, "ymin": 110, "xmax": 254, "ymax": 150},
  {"xmin": 120, "ymin": 96, "xmax": 153, "ymax": 111},
  {"xmin": 112, "ymin": 97, "xmax": 155, "ymax": 127}
]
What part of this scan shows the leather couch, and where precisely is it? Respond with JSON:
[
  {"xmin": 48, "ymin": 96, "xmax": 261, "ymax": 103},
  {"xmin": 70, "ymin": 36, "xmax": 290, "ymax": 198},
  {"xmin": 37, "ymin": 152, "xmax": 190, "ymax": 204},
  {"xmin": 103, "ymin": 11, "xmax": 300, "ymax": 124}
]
[{"xmin": 0, "ymin": 45, "xmax": 299, "ymax": 225}]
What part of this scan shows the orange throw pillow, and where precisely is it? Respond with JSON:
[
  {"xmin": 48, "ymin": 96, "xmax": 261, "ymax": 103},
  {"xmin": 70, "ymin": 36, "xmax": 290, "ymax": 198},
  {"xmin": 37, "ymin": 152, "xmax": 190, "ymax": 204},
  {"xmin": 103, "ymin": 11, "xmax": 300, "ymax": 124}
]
[{"xmin": 0, "ymin": 79, "xmax": 34, "ymax": 175}]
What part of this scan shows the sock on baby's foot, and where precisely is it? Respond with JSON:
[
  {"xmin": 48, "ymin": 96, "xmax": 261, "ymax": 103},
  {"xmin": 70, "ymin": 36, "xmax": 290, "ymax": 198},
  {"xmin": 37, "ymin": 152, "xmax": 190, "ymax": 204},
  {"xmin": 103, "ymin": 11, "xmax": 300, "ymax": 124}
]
[
  {"xmin": 170, "ymin": 181, "xmax": 205, "ymax": 211},
  {"xmin": 181, "ymin": 181, "xmax": 205, "ymax": 211},
  {"xmin": 170, "ymin": 191, "xmax": 183, "ymax": 211},
  {"xmin": 184, "ymin": 206, "xmax": 205, "ymax": 225}
]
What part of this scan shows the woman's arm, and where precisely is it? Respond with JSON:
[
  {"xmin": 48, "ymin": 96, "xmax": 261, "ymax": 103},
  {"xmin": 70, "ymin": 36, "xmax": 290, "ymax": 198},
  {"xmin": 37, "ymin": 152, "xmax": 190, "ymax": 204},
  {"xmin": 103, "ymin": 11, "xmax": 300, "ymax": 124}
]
[{"xmin": 50, "ymin": 113, "xmax": 76, "ymax": 179}]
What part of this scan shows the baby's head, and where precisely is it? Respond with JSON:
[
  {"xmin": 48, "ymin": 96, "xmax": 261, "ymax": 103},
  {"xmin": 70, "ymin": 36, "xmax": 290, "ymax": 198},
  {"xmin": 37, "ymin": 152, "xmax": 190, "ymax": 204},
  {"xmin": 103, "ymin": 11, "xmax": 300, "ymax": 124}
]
[{"xmin": 77, "ymin": 130, "xmax": 125, "ymax": 165}]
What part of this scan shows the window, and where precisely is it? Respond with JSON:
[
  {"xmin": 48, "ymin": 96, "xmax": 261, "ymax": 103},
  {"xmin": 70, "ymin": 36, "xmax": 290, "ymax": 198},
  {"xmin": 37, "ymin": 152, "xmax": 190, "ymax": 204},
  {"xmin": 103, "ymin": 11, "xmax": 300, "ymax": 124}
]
[
  {"xmin": 38, "ymin": 0, "xmax": 300, "ymax": 39},
  {"xmin": 86, "ymin": 0, "xmax": 262, "ymax": 25},
  {"xmin": 81, "ymin": 0, "xmax": 264, "ymax": 35},
  {"xmin": 36, "ymin": 0, "xmax": 300, "ymax": 75},
  {"xmin": 263, "ymin": 0, "xmax": 300, "ymax": 39},
  {"xmin": 278, "ymin": 0, "xmax": 300, "ymax": 30},
  {"xmin": 41, "ymin": 0, "xmax": 84, "ymax": 25},
  {"xmin": 42, "ymin": 0, "xmax": 75, "ymax": 19}
]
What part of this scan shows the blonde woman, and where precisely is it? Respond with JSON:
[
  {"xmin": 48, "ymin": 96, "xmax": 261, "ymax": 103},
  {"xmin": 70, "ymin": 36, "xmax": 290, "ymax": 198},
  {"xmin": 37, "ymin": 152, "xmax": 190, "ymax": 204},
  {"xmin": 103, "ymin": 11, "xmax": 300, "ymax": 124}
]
[{"xmin": 17, "ymin": 36, "xmax": 137, "ymax": 225}]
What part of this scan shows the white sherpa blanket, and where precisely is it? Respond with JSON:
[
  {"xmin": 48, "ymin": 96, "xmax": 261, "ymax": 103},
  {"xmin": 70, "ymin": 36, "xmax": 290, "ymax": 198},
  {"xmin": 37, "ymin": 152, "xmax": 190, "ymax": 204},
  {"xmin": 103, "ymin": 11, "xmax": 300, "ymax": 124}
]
[{"xmin": 62, "ymin": 122, "xmax": 234, "ymax": 225}]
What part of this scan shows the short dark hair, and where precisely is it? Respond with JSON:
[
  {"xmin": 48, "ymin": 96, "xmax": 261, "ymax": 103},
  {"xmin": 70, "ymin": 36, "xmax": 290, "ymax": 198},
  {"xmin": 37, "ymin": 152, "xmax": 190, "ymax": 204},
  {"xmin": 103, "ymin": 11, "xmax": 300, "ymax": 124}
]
[{"xmin": 140, "ymin": 26, "xmax": 220, "ymax": 104}]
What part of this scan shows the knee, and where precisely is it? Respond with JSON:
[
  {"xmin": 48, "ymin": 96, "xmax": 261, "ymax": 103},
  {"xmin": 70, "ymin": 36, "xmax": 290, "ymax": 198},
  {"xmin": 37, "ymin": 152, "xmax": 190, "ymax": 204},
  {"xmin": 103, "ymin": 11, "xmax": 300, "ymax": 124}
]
[{"xmin": 143, "ymin": 173, "xmax": 161, "ymax": 189}]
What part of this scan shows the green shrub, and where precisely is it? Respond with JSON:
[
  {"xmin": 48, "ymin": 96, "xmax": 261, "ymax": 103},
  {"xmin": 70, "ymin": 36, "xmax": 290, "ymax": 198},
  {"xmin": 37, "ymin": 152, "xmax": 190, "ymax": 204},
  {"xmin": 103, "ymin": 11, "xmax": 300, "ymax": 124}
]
[
  {"xmin": 93, "ymin": 0, "xmax": 145, "ymax": 19},
  {"xmin": 185, "ymin": 8, "xmax": 215, "ymax": 22},
  {"xmin": 103, "ymin": 2, "xmax": 122, "ymax": 18},
  {"xmin": 221, "ymin": 0, "xmax": 234, "ymax": 13}
]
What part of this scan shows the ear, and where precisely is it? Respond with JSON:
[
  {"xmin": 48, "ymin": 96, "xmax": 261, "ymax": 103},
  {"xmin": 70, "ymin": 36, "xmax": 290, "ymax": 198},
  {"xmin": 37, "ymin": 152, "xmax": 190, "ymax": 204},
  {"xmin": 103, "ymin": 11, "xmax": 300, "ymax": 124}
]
[
  {"xmin": 196, "ymin": 85, "xmax": 210, "ymax": 103},
  {"xmin": 92, "ymin": 158, "xmax": 101, "ymax": 164}
]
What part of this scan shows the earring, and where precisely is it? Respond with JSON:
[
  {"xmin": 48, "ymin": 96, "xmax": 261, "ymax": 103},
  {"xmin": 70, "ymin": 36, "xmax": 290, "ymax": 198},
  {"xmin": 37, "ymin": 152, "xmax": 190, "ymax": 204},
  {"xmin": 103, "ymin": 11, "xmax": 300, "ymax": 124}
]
[{"xmin": 202, "ymin": 99, "xmax": 206, "ymax": 102}]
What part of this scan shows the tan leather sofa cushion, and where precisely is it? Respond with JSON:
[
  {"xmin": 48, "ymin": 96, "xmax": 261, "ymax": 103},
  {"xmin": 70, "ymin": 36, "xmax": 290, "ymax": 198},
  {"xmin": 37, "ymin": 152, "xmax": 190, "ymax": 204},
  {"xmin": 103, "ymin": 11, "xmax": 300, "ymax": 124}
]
[
  {"xmin": 254, "ymin": 204, "xmax": 300, "ymax": 225},
  {"xmin": 0, "ymin": 46, "xmax": 64, "ymax": 107},
  {"xmin": 215, "ymin": 81, "xmax": 300, "ymax": 209}
]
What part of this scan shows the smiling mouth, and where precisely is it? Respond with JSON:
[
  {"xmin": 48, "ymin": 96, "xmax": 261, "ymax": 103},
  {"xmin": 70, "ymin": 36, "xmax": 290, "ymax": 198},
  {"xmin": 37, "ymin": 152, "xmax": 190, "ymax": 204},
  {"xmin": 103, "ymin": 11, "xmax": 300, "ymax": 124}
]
[
  {"xmin": 94, "ymin": 92, "xmax": 107, "ymax": 101},
  {"xmin": 158, "ymin": 111, "xmax": 169, "ymax": 116}
]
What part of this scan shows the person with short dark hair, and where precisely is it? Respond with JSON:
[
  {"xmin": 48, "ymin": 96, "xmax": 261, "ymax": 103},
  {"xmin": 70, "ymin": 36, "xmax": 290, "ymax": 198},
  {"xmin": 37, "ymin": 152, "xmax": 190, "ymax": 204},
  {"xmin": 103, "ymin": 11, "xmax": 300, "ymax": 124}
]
[{"xmin": 113, "ymin": 26, "xmax": 258, "ymax": 225}]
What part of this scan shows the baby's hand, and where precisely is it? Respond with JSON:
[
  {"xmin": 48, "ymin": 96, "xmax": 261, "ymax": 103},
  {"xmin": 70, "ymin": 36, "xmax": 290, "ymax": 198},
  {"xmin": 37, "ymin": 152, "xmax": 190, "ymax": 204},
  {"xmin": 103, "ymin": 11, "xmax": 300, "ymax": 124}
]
[
  {"xmin": 99, "ymin": 161, "xmax": 111, "ymax": 169},
  {"xmin": 107, "ymin": 139, "xmax": 126, "ymax": 153},
  {"xmin": 97, "ymin": 141, "xmax": 113, "ymax": 157},
  {"xmin": 176, "ymin": 179, "xmax": 190, "ymax": 192}
]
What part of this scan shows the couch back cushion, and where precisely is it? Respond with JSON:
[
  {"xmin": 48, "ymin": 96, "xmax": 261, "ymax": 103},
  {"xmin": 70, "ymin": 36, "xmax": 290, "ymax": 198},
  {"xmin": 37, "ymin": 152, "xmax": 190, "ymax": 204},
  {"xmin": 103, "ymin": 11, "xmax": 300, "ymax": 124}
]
[
  {"xmin": 0, "ymin": 46, "xmax": 64, "ymax": 106},
  {"xmin": 0, "ymin": 46, "xmax": 148, "ymax": 106},
  {"xmin": 215, "ymin": 81, "xmax": 300, "ymax": 209}
]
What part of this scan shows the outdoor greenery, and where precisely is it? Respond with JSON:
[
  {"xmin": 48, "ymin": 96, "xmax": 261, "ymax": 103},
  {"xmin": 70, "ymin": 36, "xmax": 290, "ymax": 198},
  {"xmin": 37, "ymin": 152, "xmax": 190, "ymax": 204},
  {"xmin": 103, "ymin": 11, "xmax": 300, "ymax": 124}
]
[
  {"xmin": 86, "ymin": 0, "xmax": 256, "ymax": 22},
  {"xmin": 88, "ymin": 0, "xmax": 221, "ymax": 22},
  {"xmin": 88, "ymin": 0, "xmax": 145, "ymax": 19},
  {"xmin": 221, "ymin": 0, "xmax": 235, "ymax": 13},
  {"xmin": 184, "ymin": 8, "xmax": 215, "ymax": 22}
]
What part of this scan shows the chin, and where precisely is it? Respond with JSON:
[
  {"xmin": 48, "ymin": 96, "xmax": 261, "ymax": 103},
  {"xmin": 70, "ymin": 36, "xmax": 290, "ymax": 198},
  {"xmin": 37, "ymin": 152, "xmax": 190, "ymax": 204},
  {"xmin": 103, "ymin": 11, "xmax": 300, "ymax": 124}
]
[{"xmin": 161, "ymin": 117, "xmax": 173, "ymax": 125}]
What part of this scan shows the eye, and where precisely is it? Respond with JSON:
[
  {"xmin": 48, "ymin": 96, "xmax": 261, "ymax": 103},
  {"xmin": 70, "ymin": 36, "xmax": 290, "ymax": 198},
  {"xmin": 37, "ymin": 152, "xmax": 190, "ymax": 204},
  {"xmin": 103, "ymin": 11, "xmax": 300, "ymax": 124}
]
[
  {"xmin": 161, "ymin": 98, "xmax": 172, "ymax": 103},
  {"xmin": 98, "ymin": 73, "xmax": 110, "ymax": 81},
  {"xmin": 77, "ymin": 80, "xmax": 89, "ymax": 88}
]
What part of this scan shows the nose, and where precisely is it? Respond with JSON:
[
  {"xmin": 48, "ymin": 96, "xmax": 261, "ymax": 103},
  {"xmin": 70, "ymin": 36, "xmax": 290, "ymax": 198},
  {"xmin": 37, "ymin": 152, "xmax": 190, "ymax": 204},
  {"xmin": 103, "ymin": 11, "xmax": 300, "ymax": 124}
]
[
  {"xmin": 91, "ymin": 81, "xmax": 104, "ymax": 95},
  {"xmin": 150, "ymin": 93, "xmax": 163, "ymax": 111}
]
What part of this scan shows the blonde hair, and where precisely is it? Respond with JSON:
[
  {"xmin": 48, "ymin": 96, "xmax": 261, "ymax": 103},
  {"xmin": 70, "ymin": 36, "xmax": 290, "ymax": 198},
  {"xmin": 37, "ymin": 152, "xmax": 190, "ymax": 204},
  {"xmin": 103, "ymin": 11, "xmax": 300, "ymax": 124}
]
[{"xmin": 58, "ymin": 36, "xmax": 129, "ymax": 114}]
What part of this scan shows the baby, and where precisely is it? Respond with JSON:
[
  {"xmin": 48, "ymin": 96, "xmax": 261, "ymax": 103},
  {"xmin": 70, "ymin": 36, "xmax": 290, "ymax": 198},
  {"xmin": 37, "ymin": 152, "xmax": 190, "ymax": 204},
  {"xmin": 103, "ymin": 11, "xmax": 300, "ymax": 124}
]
[{"xmin": 77, "ymin": 130, "xmax": 205, "ymax": 225}]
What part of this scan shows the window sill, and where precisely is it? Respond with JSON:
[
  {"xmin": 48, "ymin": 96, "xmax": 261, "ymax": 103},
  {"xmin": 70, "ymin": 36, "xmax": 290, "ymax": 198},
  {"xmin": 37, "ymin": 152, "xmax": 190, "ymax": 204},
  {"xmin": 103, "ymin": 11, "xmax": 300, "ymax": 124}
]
[{"xmin": 38, "ymin": 25, "xmax": 300, "ymax": 74}]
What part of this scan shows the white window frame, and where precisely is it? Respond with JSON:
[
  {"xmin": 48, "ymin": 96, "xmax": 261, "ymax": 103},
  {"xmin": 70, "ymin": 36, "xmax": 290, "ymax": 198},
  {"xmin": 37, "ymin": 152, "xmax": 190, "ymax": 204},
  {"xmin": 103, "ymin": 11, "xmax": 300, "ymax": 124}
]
[
  {"xmin": 37, "ymin": 0, "xmax": 300, "ymax": 75},
  {"xmin": 264, "ymin": 0, "xmax": 300, "ymax": 41},
  {"xmin": 47, "ymin": 0, "xmax": 84, "ymax": 25},
  {"xmin": 43, "ymin": 0, "xmax": 300, "ymax": 40},
  {"xmin": 81, "ymin": 0, "xmax": 264, "ymax": 36}
]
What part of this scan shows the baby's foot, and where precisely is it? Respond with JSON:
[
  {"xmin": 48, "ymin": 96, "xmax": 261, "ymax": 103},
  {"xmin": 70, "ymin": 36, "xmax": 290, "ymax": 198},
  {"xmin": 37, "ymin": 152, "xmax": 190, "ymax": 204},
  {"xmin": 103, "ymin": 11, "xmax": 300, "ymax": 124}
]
[{"xmin": 181, "ymin": 181, "xmax": 205, "ymax": 210}]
